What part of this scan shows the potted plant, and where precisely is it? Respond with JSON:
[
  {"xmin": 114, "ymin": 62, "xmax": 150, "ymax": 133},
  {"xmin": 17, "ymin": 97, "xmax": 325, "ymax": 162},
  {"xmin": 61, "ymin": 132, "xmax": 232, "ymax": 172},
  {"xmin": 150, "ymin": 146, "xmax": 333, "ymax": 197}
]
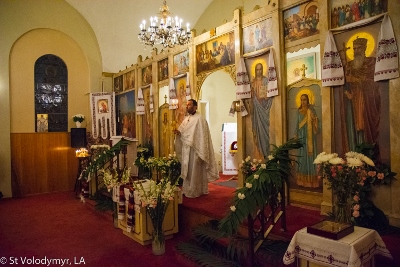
[{"xmin": 72, "ymin": 114, "xmax": 85, "ymax": 128}]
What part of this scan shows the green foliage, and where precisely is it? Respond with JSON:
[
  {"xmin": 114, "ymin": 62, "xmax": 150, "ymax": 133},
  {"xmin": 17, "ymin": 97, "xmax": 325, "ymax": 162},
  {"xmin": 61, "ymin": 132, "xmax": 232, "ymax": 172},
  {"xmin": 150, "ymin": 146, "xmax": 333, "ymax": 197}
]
[
  {"xmin": 90, "ymin": 189, "xmax": 113, "ymax": 211},
  {"xmin": 135, "ymin": 143, "xmax": 154, "ymax": 178},
  {"xmin": 351, "ymin": 143, "xmax": 397, "ymax": 230},
  {"xmin": 175, "ymin": 242, "xmax": 242, "ymax": 267},
  {"xmin": 80, "ymin": 138, "xmax": 132, "ymax": 181},
  {"xmin": 218, "ymin": 138, "xmax": 303, "ymax": 236},
  {"xmin": 134, "ymin": 154, "xmax": 181, "ymax": 184}
]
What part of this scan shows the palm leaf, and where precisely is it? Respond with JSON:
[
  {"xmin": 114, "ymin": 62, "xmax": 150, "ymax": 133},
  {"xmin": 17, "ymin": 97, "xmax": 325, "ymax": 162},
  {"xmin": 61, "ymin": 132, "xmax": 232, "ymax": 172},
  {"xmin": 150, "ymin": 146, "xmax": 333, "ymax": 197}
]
[
  {"xmin": 218, "ymin": 138, "xmax": 303, "ymax": 235},
  {"xmin": 176, "ymin": 241, "xmax": 241, "ymax": 267}
]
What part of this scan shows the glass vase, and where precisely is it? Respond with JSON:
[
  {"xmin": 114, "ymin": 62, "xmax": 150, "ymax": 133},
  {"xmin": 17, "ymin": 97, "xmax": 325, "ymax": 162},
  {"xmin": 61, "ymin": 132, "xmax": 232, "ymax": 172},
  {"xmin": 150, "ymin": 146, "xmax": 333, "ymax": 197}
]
[
  {"xmin": 335, "ymin": 202, "xmax": 351, "ymax": 224},
  {"xmin": 151, "ymin": 224, "xmax": 165, "ymax": 256},
  {"xmin": 113, "ymin": 201, "xmax": 119, "ymax": 229}
]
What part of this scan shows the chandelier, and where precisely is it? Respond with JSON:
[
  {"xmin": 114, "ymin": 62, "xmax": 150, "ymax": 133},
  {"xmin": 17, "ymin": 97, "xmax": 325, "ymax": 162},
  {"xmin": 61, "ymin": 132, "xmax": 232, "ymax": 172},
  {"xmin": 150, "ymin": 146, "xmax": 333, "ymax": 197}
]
[{"xmin": 138, "ymin": 0, "xmax": 191, "ymax": 48}]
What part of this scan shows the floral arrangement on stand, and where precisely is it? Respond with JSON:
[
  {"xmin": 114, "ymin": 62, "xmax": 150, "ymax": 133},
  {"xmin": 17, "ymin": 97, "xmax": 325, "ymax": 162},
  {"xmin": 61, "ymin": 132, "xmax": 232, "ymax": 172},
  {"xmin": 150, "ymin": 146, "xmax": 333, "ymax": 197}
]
[
  {"xmin": 72, "ymin": 114, "xmax": 85, "ymax": 127},
  {"xmin": 314, "ymin": 151, "xmax": 396, "ymax": 229},
  {"xmin": 72, "ymin": 114, "xmax": 85, "ymax": 123},
  {"xmin": 80, "ymin": 140, "xmax": 130, "ymax": 182},
  {"xmin": 132, "ymin": 156, "xmax": 180, "ymax": 256},
  {"xmin": 102, "ymin": 167, "xmax": 131, "ymax": 192},
  {"xmin": 218, "ymin": 138, "xmax": 303, "ymax": 236},
  {"xmin": 134, "ymin": 143, "xmax": 153, "ymax": 179}
]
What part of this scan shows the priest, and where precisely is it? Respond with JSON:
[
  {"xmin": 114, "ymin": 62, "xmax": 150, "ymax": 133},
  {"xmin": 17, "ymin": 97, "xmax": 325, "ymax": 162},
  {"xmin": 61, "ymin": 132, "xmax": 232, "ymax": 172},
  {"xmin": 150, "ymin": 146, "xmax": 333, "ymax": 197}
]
[{"xmin": 174, "ymin": 99, "xmax": 219, "ymax": 198}]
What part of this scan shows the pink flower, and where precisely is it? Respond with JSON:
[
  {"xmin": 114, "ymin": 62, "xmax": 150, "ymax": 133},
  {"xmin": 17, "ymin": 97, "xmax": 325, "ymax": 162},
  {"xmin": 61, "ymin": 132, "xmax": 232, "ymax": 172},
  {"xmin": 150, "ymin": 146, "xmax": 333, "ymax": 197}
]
[
  {"xmin": 337, "ymin": 165, "xmax": 343, "ymax": 171},
  {"xmin": 368, "ymin": 171, "xmax": 376, "ymax": 177},
  {"xmin": 353, "ymin": 204, "xmax": 360, "ymax": 211},
  {"xmin": 377, "ymin": 173, "xmax": 385, "ymax": 180},
  {"xmin": 353, "ymin": 195, "xmax": 360, "ymax": 201},
  {"xmin": 352, "ymin": 210, "xmax": 360, "ymax": 218},
  {"xmin": 331, "ymin": 172, "xmax": 337, "ymax": 177}
]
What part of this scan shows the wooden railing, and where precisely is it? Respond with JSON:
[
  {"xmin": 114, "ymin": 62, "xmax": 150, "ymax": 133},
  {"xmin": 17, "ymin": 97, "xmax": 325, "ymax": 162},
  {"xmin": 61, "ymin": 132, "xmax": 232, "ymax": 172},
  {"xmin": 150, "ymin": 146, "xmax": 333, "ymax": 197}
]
[{"xmin": 247, "ymin": 183, "xmax": 287, "ymax": 266}]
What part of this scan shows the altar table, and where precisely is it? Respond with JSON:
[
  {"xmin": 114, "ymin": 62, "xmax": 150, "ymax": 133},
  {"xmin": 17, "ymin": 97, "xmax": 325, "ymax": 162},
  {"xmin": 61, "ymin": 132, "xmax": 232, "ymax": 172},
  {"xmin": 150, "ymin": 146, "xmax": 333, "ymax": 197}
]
[{"xmin": 283, "ymin": 226, "xmax": 392, "ymax": 267}]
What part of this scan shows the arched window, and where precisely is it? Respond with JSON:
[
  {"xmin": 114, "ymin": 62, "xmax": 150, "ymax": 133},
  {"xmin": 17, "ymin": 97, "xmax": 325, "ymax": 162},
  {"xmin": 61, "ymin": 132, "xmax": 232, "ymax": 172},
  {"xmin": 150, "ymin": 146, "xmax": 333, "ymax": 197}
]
[{"xmin": 34, "ymin": 54, "xmax": 68, "ymax": 132}]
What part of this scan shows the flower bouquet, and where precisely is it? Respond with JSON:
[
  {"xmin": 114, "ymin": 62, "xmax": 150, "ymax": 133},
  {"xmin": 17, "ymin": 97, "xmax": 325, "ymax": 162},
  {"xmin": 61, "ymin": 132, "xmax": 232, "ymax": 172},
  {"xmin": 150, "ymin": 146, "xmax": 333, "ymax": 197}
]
[
  {"xmin": 72, "ymin": 114, "xmax": 85, "ymax": 123},
  {"xmin": 238, "ymin": 156, "xmax": 263, "ymax": 177},
  {"xmin": 102, "ymin": 167, "xmax": 131, "ymax": 227},
  {"xmin": 133, "ymin": 177, "xmax": 178, "ymax": 255},
  {"xmin": 135, "ymin": 143, "xmax": 153, "ymax": 179},
  {"xmin": 313, "ymin": 151, "xmax": 375, "ymax": 223},
  {"xmin": 102, "ymin": 167, "xmax": 131, "ymax": 193}
]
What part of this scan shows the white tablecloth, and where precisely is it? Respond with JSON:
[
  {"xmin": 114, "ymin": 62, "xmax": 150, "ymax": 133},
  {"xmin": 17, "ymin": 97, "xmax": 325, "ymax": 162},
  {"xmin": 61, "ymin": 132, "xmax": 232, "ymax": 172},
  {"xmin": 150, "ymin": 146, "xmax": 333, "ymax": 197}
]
[{"xmin": 283, "ymin": 226, "xmax": 392, "ymax": 267}]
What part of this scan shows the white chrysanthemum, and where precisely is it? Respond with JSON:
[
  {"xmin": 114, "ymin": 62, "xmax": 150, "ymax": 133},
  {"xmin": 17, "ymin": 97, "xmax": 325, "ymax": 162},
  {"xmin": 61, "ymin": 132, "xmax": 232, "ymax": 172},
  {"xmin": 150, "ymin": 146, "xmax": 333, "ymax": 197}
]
[
  {"xmin": 230, "ymin": 206, "xmax": 236, "ymax": 212},
  {"xmin": 245, "ymin": 156, "xmax": 251, "ymax": 162},
  {"xmin": 246, "ymin": 182, "xmax": 252, "ymax": 188},
  {"xmin": 314, "ymin": 152, "xmax": 338, "ymax": 164},
  {"xmin": 238, "ymin": 193, "xmax": 245, "ymax": 199},
  {"xmin": 361, "ymin": 155, "xmax": 375, "ymax": 166},
  {"xmin": 254, "ymin": 174, "xmax": 259, "ymax": 179},
  {"xmin": 329, "ymin": 157, "xmax": 344, "ymax": 165},
  {"xmin": 345, "ymin": 151, "xmax": 360, "ymax": 159},
  {"xmin": 346, "ymin": 157, "xmax": 363, "ymax": 168},
  {"xmin": 267, "ymin": 155, "xmax": 274, "ymax": 161},
  {"xmin": 260, "ymin": 164, "xmax": 266, "ymax": 169}
]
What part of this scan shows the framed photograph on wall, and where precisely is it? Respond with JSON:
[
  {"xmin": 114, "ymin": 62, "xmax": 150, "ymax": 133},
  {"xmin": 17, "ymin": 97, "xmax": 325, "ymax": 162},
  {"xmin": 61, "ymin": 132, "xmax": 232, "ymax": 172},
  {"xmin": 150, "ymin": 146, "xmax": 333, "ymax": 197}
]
[{"xmin": 286, "ymin": 52, "xmax": 316, "ymax": 85}]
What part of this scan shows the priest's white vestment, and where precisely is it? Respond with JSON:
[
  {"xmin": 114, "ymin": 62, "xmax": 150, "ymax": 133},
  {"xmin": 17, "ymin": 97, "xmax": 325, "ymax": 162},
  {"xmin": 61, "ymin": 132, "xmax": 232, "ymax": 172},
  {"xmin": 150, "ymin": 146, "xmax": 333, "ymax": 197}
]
[{"xmin": 175, "ymin": 113, "xmax": 219, "ymax": 198}]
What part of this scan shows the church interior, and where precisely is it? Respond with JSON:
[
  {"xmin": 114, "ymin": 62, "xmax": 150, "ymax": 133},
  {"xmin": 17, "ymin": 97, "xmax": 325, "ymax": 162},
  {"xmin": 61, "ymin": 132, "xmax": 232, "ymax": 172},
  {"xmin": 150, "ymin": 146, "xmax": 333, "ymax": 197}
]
[{"xmin": 1, "ymin": 0, "xmax": 400, "ymax": 266}]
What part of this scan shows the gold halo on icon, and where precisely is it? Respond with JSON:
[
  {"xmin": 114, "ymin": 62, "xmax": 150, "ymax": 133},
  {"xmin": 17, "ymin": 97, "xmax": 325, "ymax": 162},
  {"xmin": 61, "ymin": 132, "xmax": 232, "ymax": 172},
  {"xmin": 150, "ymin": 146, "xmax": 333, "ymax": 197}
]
[
  {"xmin": 346, "ymin": 32, "xmax": 375, "ymax": 60},
  {"xmin": 178, "ymin": 80, "xmax": 186, "ymax": 92},
  {"xmin": 250, "ymin": 59, "xmax": 267, "ymax": 78},
  {"xmin": 295, "ymin": 89, "xmax": 315, "ymax": 107}
]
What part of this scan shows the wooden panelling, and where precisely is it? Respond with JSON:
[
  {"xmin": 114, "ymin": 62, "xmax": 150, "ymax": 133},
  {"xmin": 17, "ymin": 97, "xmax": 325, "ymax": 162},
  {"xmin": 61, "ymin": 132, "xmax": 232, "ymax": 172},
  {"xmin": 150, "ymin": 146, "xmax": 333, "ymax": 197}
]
[{"xmin": 11, "ymin": 133, "xmax": 79, "ymax": 196}]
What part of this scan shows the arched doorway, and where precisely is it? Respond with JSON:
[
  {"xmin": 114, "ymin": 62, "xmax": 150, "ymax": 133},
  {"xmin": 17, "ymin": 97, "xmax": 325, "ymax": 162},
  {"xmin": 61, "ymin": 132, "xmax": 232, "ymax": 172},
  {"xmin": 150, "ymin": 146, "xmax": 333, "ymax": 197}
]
[{"xmin": 198, "ymin": 70, "xmax": 237, "ymax": 173}]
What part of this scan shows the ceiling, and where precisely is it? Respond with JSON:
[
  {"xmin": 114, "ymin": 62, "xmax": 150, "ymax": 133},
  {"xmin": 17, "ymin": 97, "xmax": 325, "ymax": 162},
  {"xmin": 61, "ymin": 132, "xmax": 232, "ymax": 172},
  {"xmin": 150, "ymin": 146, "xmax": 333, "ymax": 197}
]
[{"xmin": 65, "ymin": 0, "xmax": 214, "ymax": 73}]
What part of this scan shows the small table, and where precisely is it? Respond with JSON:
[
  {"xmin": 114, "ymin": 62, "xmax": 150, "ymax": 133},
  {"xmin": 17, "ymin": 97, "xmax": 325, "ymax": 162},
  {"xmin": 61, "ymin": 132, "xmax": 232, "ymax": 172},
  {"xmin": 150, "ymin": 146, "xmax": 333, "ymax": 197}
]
[{"xmin": 283, "ymin": 226, "xmax": 392, "ymax": 267}]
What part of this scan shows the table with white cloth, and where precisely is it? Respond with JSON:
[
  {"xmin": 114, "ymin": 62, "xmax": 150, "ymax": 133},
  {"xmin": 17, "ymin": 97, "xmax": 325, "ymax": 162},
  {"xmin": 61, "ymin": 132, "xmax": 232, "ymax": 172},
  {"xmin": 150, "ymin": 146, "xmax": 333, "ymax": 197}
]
[{"xmin": 283, "ymin": 226, "xmax": 392, "ymax": 267}]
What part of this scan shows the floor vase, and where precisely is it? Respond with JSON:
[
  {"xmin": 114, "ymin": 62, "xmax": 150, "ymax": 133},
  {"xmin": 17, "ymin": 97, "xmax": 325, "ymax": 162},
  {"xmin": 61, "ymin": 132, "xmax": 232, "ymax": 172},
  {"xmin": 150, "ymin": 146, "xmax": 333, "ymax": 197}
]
[{"xmin": 151, "ymin": 225, "xmax": 165, "ymax": 255}]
